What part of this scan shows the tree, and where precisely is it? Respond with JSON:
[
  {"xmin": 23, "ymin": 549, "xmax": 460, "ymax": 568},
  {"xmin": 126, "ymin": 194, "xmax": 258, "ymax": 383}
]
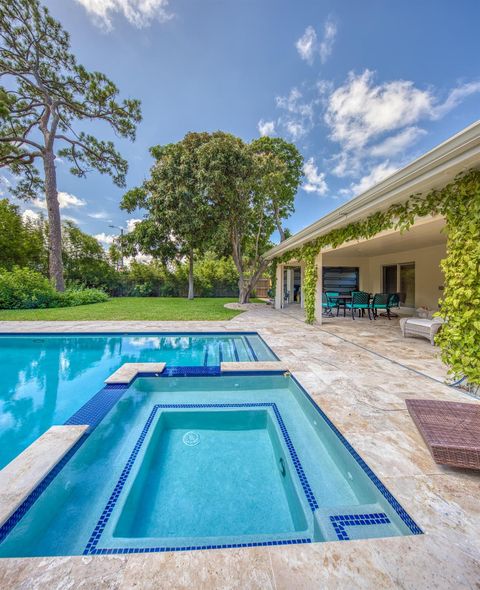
[
  {"xmin": 0, "ymin": 0, "xmax": 141, "ymax": 290},
  {"xmin": 197, "ymin": 132, "xmax": 302, "ymax": 303},
  {"xmin": 0, "ymin": 198, "xmax": 46, "ymax": 271},
  {"xmin": 121, "ymin": 133, "xmax": 217, "ymax": 299},
  {"xmin": 250, "ymin": 137, "xmax": 303, "ymax": 242},
  {"xmin": 62, "ymin": 221, "xmax": 116, "ymax": 289}
]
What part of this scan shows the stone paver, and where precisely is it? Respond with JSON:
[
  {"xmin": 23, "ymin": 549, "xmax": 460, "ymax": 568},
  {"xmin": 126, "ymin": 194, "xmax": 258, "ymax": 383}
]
[
  {"xmin": 0, "ymin": 425, "xmax": 88, "ymax": 528},
  {"xmin": 0, "ymin": 305, "xmax": 478, "ymax": 589}
]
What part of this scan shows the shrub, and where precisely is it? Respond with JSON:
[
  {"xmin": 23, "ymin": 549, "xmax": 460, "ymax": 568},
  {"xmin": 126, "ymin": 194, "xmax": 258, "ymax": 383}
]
[
  {"xmin": 0, "ymin": 268, "xmax": 109, "ymax": 309},
  {"xmin": 59, "ymin": 287, "xmax": 109, "ymax": 307},
  {"xmin": 0, "ymin": 267, "xmax": 57, "ymax": 309}
]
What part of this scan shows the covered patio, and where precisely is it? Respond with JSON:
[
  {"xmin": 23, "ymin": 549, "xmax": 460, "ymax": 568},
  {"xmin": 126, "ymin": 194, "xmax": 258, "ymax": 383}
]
[
  {"xmin": 274, "ymin": 215, "xmax": 446, "ymax": 322},
  {"xmin": 266, "ymin": 122, "xmax": 480, "ymax": 328}
]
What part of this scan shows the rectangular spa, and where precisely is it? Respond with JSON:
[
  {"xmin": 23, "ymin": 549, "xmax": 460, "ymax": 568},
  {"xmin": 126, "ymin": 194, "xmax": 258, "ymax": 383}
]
[
  {"xmin": 0, "ymin": 332, "xmax": 276, "ymax": 468},
  {"xmin": 111, "ymin": 409, "xmax": 308, "ymax": 544},
  {"xmin": 0, "ymin": 374, "xmax": 421, "ymax": 556}
]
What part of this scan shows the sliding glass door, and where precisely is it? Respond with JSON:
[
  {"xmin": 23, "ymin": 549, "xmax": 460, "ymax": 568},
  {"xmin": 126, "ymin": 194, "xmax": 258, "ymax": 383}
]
[{"xmin": 383, "ymin": 262, "xmax": 415, "ymax": 307}]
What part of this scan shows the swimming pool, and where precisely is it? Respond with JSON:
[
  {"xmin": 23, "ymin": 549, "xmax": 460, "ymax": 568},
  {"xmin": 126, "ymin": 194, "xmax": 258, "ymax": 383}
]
[
  {"xmin": 0, "ymin": 373, "xmax": 421, "ymax": 556},
  {"xmin": 0, "ymin": 333, "xmax": 276, "ymax": 468}
]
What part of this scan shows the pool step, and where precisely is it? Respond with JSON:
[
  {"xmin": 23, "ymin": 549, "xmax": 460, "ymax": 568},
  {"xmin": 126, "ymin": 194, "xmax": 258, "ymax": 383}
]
[{"xmin": 314, "ymin": 504, "xmax": 398, "ymax": 542}]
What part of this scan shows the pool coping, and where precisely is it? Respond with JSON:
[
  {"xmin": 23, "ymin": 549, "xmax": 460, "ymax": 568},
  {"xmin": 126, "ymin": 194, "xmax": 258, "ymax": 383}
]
[{"xmin": 0, "ymin": 425, "xmax": 88, "ymax": 529}]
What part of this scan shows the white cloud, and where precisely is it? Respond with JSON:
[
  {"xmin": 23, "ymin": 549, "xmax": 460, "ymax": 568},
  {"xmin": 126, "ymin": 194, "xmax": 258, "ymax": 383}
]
[
  {"xmin": 325, "ymin": 71, "xmax": 480, "ymax": 153},
  {"xmin": 349, "ymin": 161, "xmax": 398, "ymax": 196},
  {"xmin": 432, "ymin": 81, "xmax": 480, "ymax": 119},
  {"xmin": 285, "ymin": 120, "xmax": 308, "ymax": 140},
  {"xmin": 302, "ymin": 157, "xmax": 328, "ymax": 196},
  {"xmin": 94, "ymin": 232, "xmax": 116, "ymax": 246},
  {"xmin": 126, "ymin": 218, "xmax": 142, "ymax": 232},
  {"xmin": 88, "ymin": 211, "xmax": 111, "ymax": 220},
  {"xmin": 22, "ymin": 209, "xmax": 40, "ymax": 223},
  {"xmin": 295, "ymin": 18, "xmax": 337, "ymax": 65},
  {"xmin": 276, "ymin": 87, "xmax": 313, "ymax": 118},
  {"xmin": 369, "ymin": 126, "xmax": 426, "ymax": 158},
  {"xmin": 325, "ymin": 70, "xmax": 433, "ymax": 150},
  {"xmin": 295, "ymin": 26, "xmax": 317, "ymax": 64},
  {"xmin": 275, "ymin": 87, "xmax": 314, "ymax": 140},
  {"xmin": 319, "ymin": 18, "xmax": 337, "ymax": 64},
  {"xmin": 258, "ymin": 119, "xmax": 276, "ymax": 137},
  {"xmin": 33, "ymin": 191, "xmax": 86, "ymax": 210},
  {"xmin": 75, "ymin": 0, "xmax": 173, "ymax": 31}
]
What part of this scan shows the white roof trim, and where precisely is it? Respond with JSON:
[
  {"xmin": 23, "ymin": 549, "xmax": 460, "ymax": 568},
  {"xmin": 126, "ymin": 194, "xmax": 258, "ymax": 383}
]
[{"xmin": 265, "ymin": 120, "xmax": 480, "ymax": 259}]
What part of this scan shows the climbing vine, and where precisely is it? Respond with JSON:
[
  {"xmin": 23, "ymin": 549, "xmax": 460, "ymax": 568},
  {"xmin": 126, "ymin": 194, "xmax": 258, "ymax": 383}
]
[{"xmin": 271, "ymin": 169, "xmax": 480, "ymax": 384}]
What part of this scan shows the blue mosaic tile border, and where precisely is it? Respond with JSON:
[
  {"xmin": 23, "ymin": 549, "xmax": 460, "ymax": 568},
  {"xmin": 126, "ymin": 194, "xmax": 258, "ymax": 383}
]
[
  {"xmin": 65, "ymin": 385, "xmax": 128, "ymax": 429},
  {"xmin": 0, "ymin": 433, "xmax": 89, "ymax": 543},
  {"xmin": 89, "ymin": 537, "xmax": 312, "ymax": 555},
  {"xmin": 330, "ymin": 513, "xmax": 391, "ymax": 541},
  {"xmin": 85, "ymin": 402, "xmax": 317, "ymax": 555},
  {"xmin": 158, "ymin": 366, "xmax": 222, "ymax": 377},
  {"xmin": 289, "ymin": 375, "xmax": 423, "ymax": 536},
  {"xmin": 232, "ymin": 338, "xmax": 240, "ymax": 361}
]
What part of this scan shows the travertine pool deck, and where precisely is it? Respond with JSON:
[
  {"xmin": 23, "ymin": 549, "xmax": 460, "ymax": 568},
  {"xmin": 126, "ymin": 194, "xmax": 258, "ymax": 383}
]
[{"xmin": 0, "ymin": 305, "xmax": 479, "ymax": 589}]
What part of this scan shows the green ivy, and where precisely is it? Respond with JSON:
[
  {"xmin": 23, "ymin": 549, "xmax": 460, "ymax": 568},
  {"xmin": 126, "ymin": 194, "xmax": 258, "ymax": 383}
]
[{"xmin": 272, "ymin": 169, "xmax": 480, "ymax": 384}]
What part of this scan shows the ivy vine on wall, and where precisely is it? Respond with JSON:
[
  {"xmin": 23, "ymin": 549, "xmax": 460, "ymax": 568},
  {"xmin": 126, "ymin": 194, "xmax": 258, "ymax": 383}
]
[{"xmin": 271, "ymin": 170, "xmax": 480, "ymax": 385}]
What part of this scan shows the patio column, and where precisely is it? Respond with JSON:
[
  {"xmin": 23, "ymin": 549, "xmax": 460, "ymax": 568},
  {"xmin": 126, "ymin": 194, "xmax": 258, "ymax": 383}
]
[
  {"xmin": 274, "ymin": 263, "xmax": 283, "ymax": 309},
  {"xmin": 314, "ymin": 252, "xmax": 323, "ymax": 325}
]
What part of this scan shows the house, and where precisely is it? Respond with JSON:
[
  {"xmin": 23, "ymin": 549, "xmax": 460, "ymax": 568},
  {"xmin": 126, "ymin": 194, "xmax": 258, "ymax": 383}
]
[{"xmin": 264, "ymin": 121, "xmax": 480, "ymax": 324}]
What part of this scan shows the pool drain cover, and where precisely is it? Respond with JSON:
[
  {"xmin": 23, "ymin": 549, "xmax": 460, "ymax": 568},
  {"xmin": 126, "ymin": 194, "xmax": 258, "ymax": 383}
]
[{"xmin": 183, "ymin": 431, "xmax": 200, "ymax": 446}]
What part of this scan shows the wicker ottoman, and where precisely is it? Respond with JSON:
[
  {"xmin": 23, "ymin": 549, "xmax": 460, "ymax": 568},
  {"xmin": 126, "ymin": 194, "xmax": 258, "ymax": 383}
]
[{"xmin": 399, "ymin": 317, "xmax": 443, "ymax": 345}]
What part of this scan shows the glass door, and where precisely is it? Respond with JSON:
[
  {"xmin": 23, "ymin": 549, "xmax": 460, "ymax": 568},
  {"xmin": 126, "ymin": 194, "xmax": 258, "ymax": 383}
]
[
  {"xmin": 400, "ymin": 263, "xmax": 415, "ymax": 307},
  {"xmin": 382, "ymin": 265, "xmax": 397, "ymax": 294}
]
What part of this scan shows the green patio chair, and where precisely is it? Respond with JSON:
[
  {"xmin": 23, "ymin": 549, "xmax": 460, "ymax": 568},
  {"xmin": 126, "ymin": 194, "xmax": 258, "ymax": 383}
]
[
  {"xmin": 371, "ymin": 293, "xmax": 391, "ymax": 319},
  {"xmin": 387, "ymin": 292, "xmax": 400, "ymax": 317},
  {"xmin": 346, "ymin": 291, "xmax": 371, "ymax": 320}
]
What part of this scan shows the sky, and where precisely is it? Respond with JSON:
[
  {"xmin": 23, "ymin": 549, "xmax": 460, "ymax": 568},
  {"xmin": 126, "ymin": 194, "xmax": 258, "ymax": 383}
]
[{"xmin": 8, "ymin": 0, "xmax": 480, "ymax": 246}]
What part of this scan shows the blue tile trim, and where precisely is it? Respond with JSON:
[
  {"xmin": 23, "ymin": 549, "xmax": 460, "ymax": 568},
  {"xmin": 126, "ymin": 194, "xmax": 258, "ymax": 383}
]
[
  {"xmin": 65, "ymin": 386, "xmax": 128, "ymax": 429},
  {"xmin": 330, "ymin": 513, "xmax": 391, "ymax": 541},
  {"xmin": 158, "ymin": 366, "xmax": 221, "ymax": 377},
  {"xmin": 90, "ymin": 537, "xmax": 311, "ymax": 555},
  {"xmin": 0, "ymin": 433, "xmax": 89, "ymax": 543},
  {"xmin": 85, "ymin": 402, "xmax": 317, "ymax": 555},
  {"xmin": 232, "ymin": 339, "xmax": 240, "ymax": 361},
  {"xmin": 244, "ymin": 336, "xmax": 259, "ymax": 361},
  {"xmin": 289, "ymin": 374, "xmax": 423, "ymax": 536}
]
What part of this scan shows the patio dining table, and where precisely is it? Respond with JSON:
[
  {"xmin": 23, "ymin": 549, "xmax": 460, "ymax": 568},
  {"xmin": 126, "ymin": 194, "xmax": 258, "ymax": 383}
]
[{"xmin": 326, "ymin": 294, "xmax": 352, "ymax": 317}]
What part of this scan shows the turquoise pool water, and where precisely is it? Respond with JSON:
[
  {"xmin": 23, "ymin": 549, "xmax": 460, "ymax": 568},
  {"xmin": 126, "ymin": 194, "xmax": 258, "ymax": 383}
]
[
  {"xmin": 0, "ymin": 333, "xmax": 276, "ymax": 468},
  {"xmin": 0, "ymin": 374, "xmax": 420, "ymax": 556}
]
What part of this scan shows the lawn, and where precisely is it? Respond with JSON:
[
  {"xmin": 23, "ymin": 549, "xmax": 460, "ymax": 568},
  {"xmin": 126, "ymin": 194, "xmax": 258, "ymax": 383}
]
[{"xmin": 0, "ymin": 297, "xmax": 264, "ymax": 321}]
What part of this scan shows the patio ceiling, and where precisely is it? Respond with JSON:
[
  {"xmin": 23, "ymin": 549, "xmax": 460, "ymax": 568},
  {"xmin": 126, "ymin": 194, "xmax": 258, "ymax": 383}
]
[{"xmin": 323, "ymin": 217, "xmax": 446, "ymax": 260}]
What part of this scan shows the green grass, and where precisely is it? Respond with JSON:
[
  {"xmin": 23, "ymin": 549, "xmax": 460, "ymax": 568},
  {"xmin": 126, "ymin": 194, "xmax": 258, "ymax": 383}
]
[{"xmin": 0, "ymin": 297, "xmax": 264, "ymax": 321}]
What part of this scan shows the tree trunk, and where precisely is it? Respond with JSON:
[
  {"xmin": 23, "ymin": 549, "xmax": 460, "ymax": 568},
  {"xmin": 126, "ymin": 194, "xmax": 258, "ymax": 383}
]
[
  {"xmin": 187, "ymin": 250, "xmax": 194, "ymax": 300},
  {"xmin": 43, "ymin": 151, "xmax": 64, "ymax": 291}
]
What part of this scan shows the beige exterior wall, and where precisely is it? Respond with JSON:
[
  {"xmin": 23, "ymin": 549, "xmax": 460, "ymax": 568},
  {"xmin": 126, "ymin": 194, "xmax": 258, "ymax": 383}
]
[{"xmin": 323, "ymin": 243, "xmax": 446, "ymax": 310}]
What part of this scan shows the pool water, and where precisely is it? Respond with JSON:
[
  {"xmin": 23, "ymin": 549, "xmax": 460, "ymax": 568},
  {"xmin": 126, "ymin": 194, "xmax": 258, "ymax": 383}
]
[
  {"xmin": 0, "ymin": 333, "xmax": 276, "ymax": 468},
  {"xmin": 0, "ymin": 374, "xmax": 420, "ymax": 556}
]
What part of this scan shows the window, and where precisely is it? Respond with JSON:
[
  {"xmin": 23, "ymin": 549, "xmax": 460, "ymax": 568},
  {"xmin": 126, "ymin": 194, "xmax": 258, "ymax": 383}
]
[{"xmin": 323, "ymin": 267, "xmax": 359, "ymax": 295}]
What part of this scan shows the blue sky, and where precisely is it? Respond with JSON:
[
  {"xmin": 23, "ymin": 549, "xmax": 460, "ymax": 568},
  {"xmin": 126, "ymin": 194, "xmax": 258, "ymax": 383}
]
[{"xmin": 14, "ymin": 0, "xmax": 480, "ymax": 246}]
